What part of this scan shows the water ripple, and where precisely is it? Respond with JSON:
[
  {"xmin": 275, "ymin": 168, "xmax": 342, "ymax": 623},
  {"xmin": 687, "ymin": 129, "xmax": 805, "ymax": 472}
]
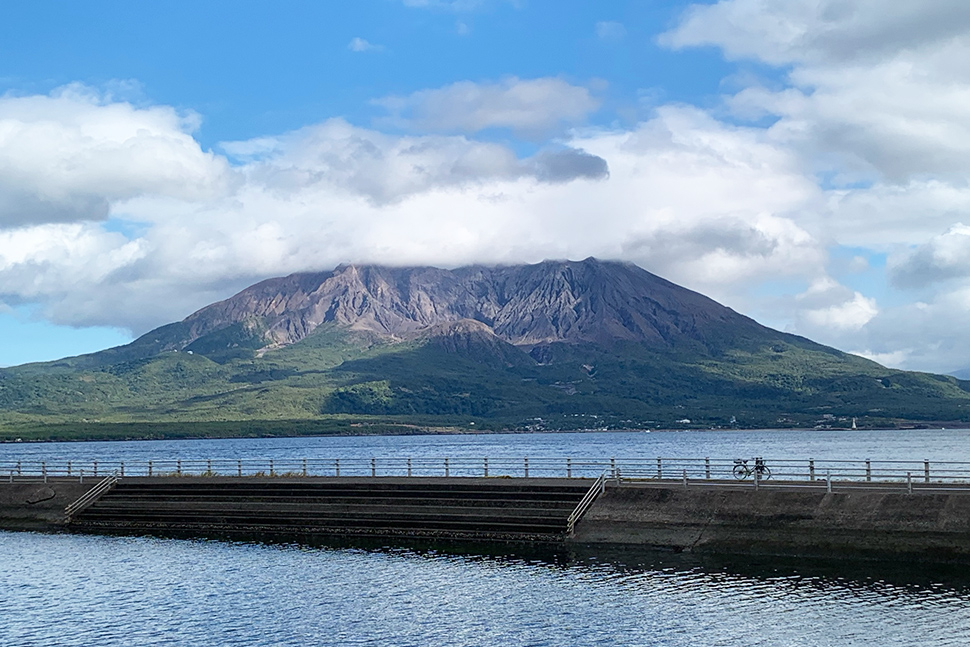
[{"xmin": 2, "ymin": 531, "xmax": 970, "ymax": 646}]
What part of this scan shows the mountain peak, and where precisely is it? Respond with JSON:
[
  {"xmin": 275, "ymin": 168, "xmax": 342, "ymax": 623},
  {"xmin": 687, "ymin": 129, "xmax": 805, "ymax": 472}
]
[{"xmin": 121, "ymin": 259, "xmax": 780, "ymax": 360}]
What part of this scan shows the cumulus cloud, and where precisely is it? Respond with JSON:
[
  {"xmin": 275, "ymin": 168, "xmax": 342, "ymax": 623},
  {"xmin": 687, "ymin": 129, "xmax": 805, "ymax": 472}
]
[
  {"xmin": 665, "ymin": 0, "xmax": 970, "ymax": 199},
  {"xmin": 529, "ymin": 148, "xmax": 609, "ymax": 183},
  {"xmin": 652, "ymin": 0, "xmax": 970, "ymax": 372},
  {"xmin": 662, "ymin": 0, "xmax": 970, "ymax": 66},
  {"xmin": 889, "ymin": 224, "xmax": 970, "ymax": 288},
  {"xmin": 0, "ymin": 94, "xmax": 827, "ymax": 336},
  {"xmin": 374, "ymin": 77, "xmax": 601, "ymax": 136},
  {"xmin": 838, "ymin": 293, "xmax": 970, "ymax": 374},
  {"xmin": 796, "ymin": 278, "xmax": 878, "ymax": 331},
  {"xmin": 0, "ymin": 85, "xmax": 230, "ymax": 227},
  {"xmin": 222, "ymin": 118, "xmax": 609, "ymax": 204}
]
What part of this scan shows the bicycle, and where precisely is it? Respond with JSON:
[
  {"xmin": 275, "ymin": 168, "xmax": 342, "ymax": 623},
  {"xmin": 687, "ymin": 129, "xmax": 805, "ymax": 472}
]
[{"xmin": 733, "ymin": 457, "xmax": 771, "ymax": 480}]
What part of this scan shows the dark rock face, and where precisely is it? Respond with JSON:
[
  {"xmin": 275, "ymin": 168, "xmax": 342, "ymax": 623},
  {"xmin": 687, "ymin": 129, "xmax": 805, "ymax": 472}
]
[{"xmin": 151, "ymin": 258, "xmax": 775, "ymax": 353}]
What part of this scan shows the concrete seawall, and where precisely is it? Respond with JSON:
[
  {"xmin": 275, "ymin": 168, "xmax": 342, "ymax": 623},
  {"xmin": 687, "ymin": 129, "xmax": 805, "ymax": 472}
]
[
  {"xmin": 571, "ymin": 483, "xmax": 970, "ymax": 561},
  {"xmin": 7, "ymin": 477, "xmax": 970, "ymax": 563},
  {"xmin": 0, "ymin": 480, "xmax": 97, "ymax": 531}
]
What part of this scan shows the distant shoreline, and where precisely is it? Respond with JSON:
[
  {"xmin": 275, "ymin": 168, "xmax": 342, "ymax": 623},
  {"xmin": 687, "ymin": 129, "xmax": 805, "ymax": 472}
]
[{"xmin": 1, "ymin": 421, "xmax": 967, "ymax": 444}]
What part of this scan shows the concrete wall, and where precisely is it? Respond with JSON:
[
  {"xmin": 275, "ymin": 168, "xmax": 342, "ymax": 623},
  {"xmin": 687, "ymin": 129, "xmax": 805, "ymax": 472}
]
[
  {"xmin": 571, "ymin": 484, "xmax": 970, "ymax": 561},
  {"xmin": 0, "ymin": 480, "xmax": 95, "ymax": 531}
]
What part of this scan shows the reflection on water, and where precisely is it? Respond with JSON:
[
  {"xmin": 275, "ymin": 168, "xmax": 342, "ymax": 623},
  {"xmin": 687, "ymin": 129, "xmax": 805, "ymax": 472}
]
[{"xmin": 2, "ymin": 530, "xmax": 970, "ymax": 647}]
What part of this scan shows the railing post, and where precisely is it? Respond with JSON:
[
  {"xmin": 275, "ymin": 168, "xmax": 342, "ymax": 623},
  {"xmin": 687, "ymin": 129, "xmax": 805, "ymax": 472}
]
[
  {"xmin": 67, "ymin": 461, "xmax": 72, "ymax": 477},
  {"xmin": 406, "ymin": 457, "xmax": 411, "ymax": 477},
  {"xmin": 610, "ymin": 457, "xmax": 616, "ymax": 478},
  {"xmin": 567, "ymin": 458, "xmax": 572, "ymax": 479},
  {"xmin": 483, "ymin": 457, "xmax": 488, "ymax": 478},
  {"xmin": 302, "ymin": 459, "xmax": 307, "ymax": 477},
  {"xmin": 335, "ymin": 458, "xmax": 340, "ymax": 477},
  {"xmin": 754, "ymin": 468, "xmax": 759, "ymax": 490},
  {"xmin": 93, "ymin": 461, "xmax": 98, "ymax": 477},
  {"xmin": 656, "ymin": 457, "xmax": 662, "ymax": 480},
  {"xmin": 809, "ymin": 459, "xmax": 815, "ymax": 481},
  {"xmin": 371, "ymin": 458, "xmax": 376, "ymax": 477},
  {"xmin": 148, "ymin": 461, "xmax": 153, "ymax": 477},
  {"xmin": 79, "ymin": 469, "xmax": 83, "ymax": 484},
  {"xmin": 907, "ymin": 472, "xmax": 913, "ymax": 494},
  {"xmin": 444, "ymin": 457, "xmax": 450, "ymax": 477},
  {"xmin": 176, "ymin": 460, "xmax": 181, "ymax": 476},
  {"xmin": 682, "ymin": 469, "xmax": 688, "ymax": 488},
  {"xmin": 269, "ymin": 459, "xmax": 275, "ymax": 477},
  {"xmin": 16, "ymin": 461, "xmax": 21, "ymax": 476},
  {"xmin": 705, "ymin": 457, "xmax": 710, "ymax": 480},
  {"xmin": 120, "ymin": 462, "xmax": 125, "ymax": 478},
  {"xmin": 826, "ymin": 470, "xmax": 832, "ymax": 493},
  {"xmin": 8, "ymin": 471, "xmax": 12, "ymax": 483},
  {"xmin": 865, "ymin": 459, "xmax": 871, "ymax": 482},
  {"xmin": 524, "ymin": 457, "xmax": 529, "ymax": 478},
  {"xmin": 238, "ymin": 460, "xmax": 243, "ymax": 477},
  {"xmin": 924, "ymin": 460, "xmax": 930, "ymax": 483},
  {"xmin": 207, "ymin": 459, "xmax": 212, "ymax": 475},
  {"xmin": 43, "ymin": 462, "xmax": 47, "ymax": 483}
]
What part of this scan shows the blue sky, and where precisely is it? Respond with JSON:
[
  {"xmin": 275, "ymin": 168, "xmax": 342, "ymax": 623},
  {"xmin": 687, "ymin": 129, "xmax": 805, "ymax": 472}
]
[
  {"xmin": 2, "ymin": 0, "xmax": 970, "ymax": 373},
  {"xmin": 1, "ymin": 1, "xmax": 732, "ymax": 145}
]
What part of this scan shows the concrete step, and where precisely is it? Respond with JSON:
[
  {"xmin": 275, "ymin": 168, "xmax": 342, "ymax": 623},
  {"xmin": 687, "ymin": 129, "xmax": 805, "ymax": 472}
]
[
  {"xmin": 72, "ymin": 512, "xmax": 567, "ymax": 533},
  {"xmin": 107, "ymin": 485, "xmax": 589, "ymax": 500},
  {"xmin": 70, "ymin": 477, "xmax": 591, "ymax": 540},
  {"xmin": 85, "ymin": 501, "xmax": 575, "ymax": 517},
  {"xmin": 92, "ymin": 495, "xmax": 581, "ymax": 509}
]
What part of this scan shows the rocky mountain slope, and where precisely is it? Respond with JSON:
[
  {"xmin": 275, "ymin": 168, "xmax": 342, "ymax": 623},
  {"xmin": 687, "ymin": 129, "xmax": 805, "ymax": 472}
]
[
  {"xmin": 88, "ymin": 258, "xmax": 825, "ymax": 362},
  {"xmin": 2, "ymin": 258, "xmax": 970, "ymax": 439}
]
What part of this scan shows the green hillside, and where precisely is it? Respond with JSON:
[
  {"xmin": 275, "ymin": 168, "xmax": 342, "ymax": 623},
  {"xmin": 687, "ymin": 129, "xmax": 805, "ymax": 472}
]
[{"xmin": 2, "ymin": 321, "xmax": 969, "ymax": 441}]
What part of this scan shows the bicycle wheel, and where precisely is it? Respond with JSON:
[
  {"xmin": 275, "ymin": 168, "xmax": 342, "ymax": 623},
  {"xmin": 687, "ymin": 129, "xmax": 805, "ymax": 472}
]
[
  {"xmin": 759, "ymin": 466, "xmax": 771, "ymax": 480},
  {"xmin": 732, "ymin": 464, "xmax": 748, "ymax": 479}
]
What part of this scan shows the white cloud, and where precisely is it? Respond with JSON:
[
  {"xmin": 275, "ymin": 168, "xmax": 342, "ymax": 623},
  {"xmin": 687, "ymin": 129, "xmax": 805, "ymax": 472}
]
[
  {"xmin": 0, "ymin": 95, "xmax": 828, "ymax": 337},
  {"xmin": 653, "ymin": 0, "xmax": 970, "ymax": 373},
  {"xmin": 0, "ymin": 85, "xmax": 229, "ymax": 227},
  {"xmin": 888, "ymin": 223, "xmax": 970, "ymax": 288},
  {"xmin": 662, "ymin": 0, "xmax": 970, "ymax": 66},
  {"xmin": 374, "ymin": 77, "xmax": 601, "ymax": 136},
  {"xmin": 222, "ymin": 118, "xmax": 608, "ymax": 204},
  {"xmin": 801, "ymin": 290, "xmax": 878, "ymax": 332},
  {"xmin": 348, "ymin": 37, "xmax": 382, "ymax": 52}
]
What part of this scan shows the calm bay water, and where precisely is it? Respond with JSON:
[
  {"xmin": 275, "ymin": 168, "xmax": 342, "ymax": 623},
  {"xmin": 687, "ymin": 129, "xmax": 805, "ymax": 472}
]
[
  {"xmin": 4, "ymin": 427, "xmax": 970, "ymax": 464},
  {"xmin": 4, "ymin": 429, "xmax": 970, "ymax": 645},
  {"xmin": 3, "ymin": 530, "xmax": 970, "ymax": 646}
]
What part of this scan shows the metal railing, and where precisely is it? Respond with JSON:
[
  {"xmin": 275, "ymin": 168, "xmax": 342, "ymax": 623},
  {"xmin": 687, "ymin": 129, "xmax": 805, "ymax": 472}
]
[
  {"xmin": 567, "ymin": 472, "xmax": 607, "ymax": 534},
  {"xmin": 4, "ymin": 456, "xmax": 970, "ymax": 487},
  {"xmin": 64, "ymin": 473, "xmax": 119, "ymax": 519}
]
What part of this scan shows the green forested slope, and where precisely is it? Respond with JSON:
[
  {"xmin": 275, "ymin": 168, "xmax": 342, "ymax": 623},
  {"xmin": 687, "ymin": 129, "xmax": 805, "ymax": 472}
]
[{"xmin": 2, "ymin": 322, "xmax": 969, "ymax": 441}]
